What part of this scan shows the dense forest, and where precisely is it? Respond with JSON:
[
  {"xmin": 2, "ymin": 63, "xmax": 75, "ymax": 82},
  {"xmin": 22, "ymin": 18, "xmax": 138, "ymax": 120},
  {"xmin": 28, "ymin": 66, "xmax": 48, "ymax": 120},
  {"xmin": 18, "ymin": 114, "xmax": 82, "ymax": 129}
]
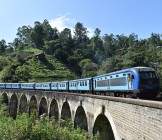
[{"xmin": 0, "ymin": 19, "xmax": 162, "ymax": 85}]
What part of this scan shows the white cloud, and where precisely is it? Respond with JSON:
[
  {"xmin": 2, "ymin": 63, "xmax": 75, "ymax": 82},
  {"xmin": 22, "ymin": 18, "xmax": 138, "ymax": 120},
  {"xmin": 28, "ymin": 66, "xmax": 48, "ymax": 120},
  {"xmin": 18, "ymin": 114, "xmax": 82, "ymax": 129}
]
[{"xmin": 49, "ymin": 15, "xmax": 94, "ymax": 37}]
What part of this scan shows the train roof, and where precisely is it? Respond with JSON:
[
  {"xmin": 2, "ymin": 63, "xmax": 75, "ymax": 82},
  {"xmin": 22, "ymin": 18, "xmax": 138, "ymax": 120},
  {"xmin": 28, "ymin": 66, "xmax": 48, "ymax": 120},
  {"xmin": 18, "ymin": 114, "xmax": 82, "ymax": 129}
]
[
  {"xmin": 94, "ymin": 66, "xmax": 155, "ymax": 78},
  {"xmin": 69, "ymin": 77, "xmax": 92, "ymax": 82},
  {"xmin": 20, "ymin": 83, "xmax": 35, "ymax": 84}
]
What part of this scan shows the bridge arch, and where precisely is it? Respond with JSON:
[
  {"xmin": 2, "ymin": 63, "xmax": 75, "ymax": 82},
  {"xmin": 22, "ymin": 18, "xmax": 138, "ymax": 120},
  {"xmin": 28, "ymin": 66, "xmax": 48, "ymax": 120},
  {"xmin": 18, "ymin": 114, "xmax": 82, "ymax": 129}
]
[
  {"xmin": 39, "ymin": 97, "xmax": 48, "ymax": 116},
  {"xmin": 19, "ymin": 94, "xmax": 28, "ymax": 113},
  {"xmin": 92, "ymin": 107, "xmax": 119, "ymax": 140},
  {"xmin": 49, "ymin": 99, "xmax": 59, "ymax": 121},
  {"xmin": 29, "ymin": 95, "xmax": 37, "ymax": 115},
  {"xmin": 74, "ymin": 105, "xmax": 88, "ymax": 131},
  {"xmin": 61, "ymin": 101, "xmax": 71, "ymax": 120},
  {"xmin": 2, "ymin": 93, "xmax": 9, "ymax": 105},
  {"xmin": 9, "ymin": 93, "xmax": 18, "ymax": 119}
]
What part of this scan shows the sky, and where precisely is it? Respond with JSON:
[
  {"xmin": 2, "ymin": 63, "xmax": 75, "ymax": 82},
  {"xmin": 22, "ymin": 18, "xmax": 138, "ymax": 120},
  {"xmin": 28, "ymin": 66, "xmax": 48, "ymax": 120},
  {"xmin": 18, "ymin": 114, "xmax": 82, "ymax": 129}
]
[{"xmin": 0, "ymin": 0, "xmax": 162, "ymax": 44}]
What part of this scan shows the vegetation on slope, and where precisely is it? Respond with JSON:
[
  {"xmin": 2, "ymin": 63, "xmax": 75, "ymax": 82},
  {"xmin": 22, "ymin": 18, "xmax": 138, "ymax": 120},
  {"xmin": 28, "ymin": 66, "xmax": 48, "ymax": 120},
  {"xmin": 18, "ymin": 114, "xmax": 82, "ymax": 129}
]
[{"xmin": 0, "ymin": 19, "xmax": 161, "ymax": 86}]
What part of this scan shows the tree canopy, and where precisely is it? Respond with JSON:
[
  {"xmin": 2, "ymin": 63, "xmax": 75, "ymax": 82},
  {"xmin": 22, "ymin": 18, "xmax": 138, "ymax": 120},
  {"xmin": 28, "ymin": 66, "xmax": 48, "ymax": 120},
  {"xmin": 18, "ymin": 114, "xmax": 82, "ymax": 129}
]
[{"xmin": 0, "ymin": 19, "xmax": 162, "ymax": 84}]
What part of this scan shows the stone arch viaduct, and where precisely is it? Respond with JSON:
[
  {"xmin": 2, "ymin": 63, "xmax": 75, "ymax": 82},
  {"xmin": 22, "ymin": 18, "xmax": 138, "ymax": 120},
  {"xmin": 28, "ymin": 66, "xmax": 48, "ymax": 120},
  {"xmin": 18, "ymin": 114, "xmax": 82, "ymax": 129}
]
[{"xmin": 1, "ymin": 89, "xmax": 162, "ymax": 140}]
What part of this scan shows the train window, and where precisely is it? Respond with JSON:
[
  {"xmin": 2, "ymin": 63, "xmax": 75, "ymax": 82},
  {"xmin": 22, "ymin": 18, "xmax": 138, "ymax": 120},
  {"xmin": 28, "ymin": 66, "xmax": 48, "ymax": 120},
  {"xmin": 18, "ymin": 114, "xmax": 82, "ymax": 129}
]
[
  {"xmin": 116, "ymin": 75, "xmax": 118, "ymax": 77},
  {"xmin": 110, "ymin": 76, "xmax": 112, "ymax": 78},
  {"xmin": 105, "ymin": 77, "xmax": 107, "ymax": 79},
  {"xmin": 139, "ymin": 71, "xmax": 157, "ymax": 79},
  {"xmin": 123, "ymin": 74, "xmax": 126, "ymax": 76},
  {"xmin": 85, "ymin": 81, "xmax": 87, "ymax": 86}
]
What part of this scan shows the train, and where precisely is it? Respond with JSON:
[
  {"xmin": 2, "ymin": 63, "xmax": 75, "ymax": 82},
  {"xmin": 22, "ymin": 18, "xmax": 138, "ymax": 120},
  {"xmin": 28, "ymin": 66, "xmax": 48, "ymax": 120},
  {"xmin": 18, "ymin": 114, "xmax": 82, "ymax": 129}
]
[{"xmin": 0, "ymin": 67, "xmax": 160, "ymax": 99}]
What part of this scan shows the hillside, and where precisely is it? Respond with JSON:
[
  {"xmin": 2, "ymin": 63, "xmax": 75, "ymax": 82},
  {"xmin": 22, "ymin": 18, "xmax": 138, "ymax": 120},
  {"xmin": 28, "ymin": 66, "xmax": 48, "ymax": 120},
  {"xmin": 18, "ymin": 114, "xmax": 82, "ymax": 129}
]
[
  {"xmin": 0, "ymin": 20, "xmax": 162, "ymax": 86},
  {"xmin": 0, "ymin": 49, "xmax": 76, "ymax": 82}
]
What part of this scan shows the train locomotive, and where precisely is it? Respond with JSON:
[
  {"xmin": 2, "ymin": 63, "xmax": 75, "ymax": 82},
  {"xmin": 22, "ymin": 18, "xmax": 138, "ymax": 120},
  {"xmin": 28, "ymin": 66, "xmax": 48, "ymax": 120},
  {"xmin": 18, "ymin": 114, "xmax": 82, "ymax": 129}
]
[{"xmin": 0, "ymin": 67, "xmax": 160, "ymax": 99}]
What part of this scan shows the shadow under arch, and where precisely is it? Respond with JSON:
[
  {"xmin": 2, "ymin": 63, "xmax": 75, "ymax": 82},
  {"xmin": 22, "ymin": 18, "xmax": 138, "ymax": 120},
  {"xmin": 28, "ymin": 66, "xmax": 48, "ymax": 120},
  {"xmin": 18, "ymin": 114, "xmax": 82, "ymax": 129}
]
[
  {"xmin": 92, "ymin": 107, "xmax": 119, "ymax": 140},
  {"xmin": 49, "ymin": 99, "xmax": 59, "ymax": 121},
  {"xmin": 19, "ymin": 94, "xmax": 28, "ymax": 113},
  {"xmin": 93, "ymin": 114, "xmax": 115, "ymax": 140},
  {"xmin": 39, "ymin": 97, "xmax": 48, "ymax": 116},
  {"xmin": 2, "ymin": 93, "xmax": 9, "ymax": 105},
  {"xmin": 9, "ymin": 93, "xmax": 18, "ymax": 119},
  {"xmin": 29, "ymin": 95, "xmax": 37, "ymax": 115},
  {"xmin": 74, "ymin": 106, "xmax": 88, "ymax": 131},
  {"xmin": 61, "ymin": 102, "xmax": 71, "ymax": 120}
]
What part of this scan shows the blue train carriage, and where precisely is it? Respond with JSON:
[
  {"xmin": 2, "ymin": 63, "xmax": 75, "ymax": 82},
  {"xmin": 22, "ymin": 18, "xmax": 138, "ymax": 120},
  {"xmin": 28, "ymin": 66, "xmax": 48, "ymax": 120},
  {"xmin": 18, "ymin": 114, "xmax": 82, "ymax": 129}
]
[
  {"xmin": 0, "ymin": 83, "xmax": 6, "ymax": 89},
  {"xmin": 11, "ymin": 83, "xmax": 21, "ymax": 89},
  {"xmin": 5, "ymin": 83, "xmax": 13, "ymax": 89},
  {"xmin": 57, "ymin": 81, "xmax": 69, "ymax": 92},
  {"xmin": 93, "ymin": 67, "xmax": 159, "ymax": 98},
  {"xmin": 51, "ymin": 82, "xmax": 58, "ymax": 91},
  {"xmin": 21, "ymin": 83, "xmax": 35, "ymax": 90},
  {"xmin": 41, "ymin": 82, "xmax": 51, "ymax": 90},
  {"xmin": 93, "ymin": 69, "xmax": 130, "ymax": 97},
  {"xmin": 35, "ymin": 83, "xmax": 42, "ymax": 90},
  {"xmin": 69, "ymin": 78, "xmax": 93, "ymax": 94}
]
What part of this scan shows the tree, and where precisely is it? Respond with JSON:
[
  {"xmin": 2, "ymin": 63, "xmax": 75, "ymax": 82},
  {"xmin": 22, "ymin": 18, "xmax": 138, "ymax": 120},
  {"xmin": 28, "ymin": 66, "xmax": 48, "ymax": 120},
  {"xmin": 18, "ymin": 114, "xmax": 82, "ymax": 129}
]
[
  {"xmin": 42, "ymin": 19, "xmax": 59, "ymax": 41},
  {"xmin": 59, "ymin": 28, "xmax": 74, "ymax": 54},
  {"xmin": 0, "ymin": 39, "xmax": 6, "ymax": 54},
  {"xmin": 73, "ymin": 22, "xmax": 89, "ymax": 44},
  {"xmin": 89, "ymin": 28, "xmax": 104, "ymax": 63},
  {"xmin": 44, "ymin": 39, "xmax": 61, "ymax": 55},
  {"xmin": 16, "ymin": 25, "xmax": 32, "ymax": 44},
  {"xmin": 79, "ymin": 59, "xmax": 98, "ymax": 77},
  {"xmin": 30, "ymin": 21, "xmax": 45, "ymax": 49},
  {"xmin": 102, "ymin": 34, "xmax": 115, "ymax": 57}
]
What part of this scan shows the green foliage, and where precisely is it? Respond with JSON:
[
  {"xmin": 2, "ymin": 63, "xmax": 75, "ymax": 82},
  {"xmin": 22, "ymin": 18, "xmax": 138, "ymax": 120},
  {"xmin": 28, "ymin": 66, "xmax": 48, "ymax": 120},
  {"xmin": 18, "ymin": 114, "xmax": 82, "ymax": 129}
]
[
  {"xmin": 0, "ymin": 19, "xmax": 162, "ymax": 87},
  {"xmin": 0, "ymin": 97, "xmax": 98, "ymax": 140},
  {"xmin": 79, "ymin": 59, "xmax": 98, "ymax": 77},
  {"xmin": 0, "ymin": 39, "xmax": 6, "ymax": 54},
  {"xmin": 0, "ymin": 56, "xmax": 9, "ymax": 71}
]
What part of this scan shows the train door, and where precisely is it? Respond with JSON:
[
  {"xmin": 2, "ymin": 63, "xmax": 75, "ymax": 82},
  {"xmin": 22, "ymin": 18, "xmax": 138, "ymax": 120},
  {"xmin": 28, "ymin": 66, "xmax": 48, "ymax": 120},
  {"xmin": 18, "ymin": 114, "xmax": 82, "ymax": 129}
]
[
  {"xmin": 127, "ymin": 73, "xmax": 134, "ymax": 90},
  {"xmin": 106, "ymin": 77, "xmax": 110, "ymax": 90},
  {"xmin": 66, "ymin": 82, "xmax": 69, "ymax": 92},
  {"xmin": 89, "ymin": 78, "xmax": 94, "ymax": 94}
]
